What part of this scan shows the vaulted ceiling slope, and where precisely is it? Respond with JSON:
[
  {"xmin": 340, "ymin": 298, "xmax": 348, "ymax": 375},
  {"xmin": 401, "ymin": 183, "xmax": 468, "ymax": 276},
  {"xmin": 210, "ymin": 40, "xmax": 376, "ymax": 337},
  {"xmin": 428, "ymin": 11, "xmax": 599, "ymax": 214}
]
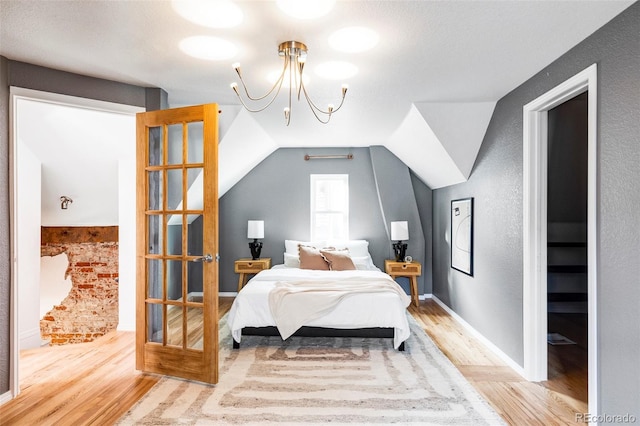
[{"xmin": 1, "ymin": 1, "xmax": 634, "ymax": 190}]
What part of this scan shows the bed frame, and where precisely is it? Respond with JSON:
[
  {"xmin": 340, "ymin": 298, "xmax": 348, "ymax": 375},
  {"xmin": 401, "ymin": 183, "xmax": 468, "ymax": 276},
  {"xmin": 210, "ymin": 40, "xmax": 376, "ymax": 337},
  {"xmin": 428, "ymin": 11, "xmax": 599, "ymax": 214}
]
[{"xmin": 232, "ymin": 326, "xmax": 405, "ymax": 351}]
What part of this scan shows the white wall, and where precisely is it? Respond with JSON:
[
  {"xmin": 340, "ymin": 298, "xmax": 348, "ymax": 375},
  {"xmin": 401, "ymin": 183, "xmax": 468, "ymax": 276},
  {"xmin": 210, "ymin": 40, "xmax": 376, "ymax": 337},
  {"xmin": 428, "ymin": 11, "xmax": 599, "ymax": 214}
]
[
  {"xmin": 118, "ymin": 157, "xmax": 136, "ymax": 331},
  {"xmin": 39, "ymin": 254, "xmax": 72, "ymax": 319},
  {"xmin": 16, "ymin": 142, "xmax": 42, "ymax": 350}
]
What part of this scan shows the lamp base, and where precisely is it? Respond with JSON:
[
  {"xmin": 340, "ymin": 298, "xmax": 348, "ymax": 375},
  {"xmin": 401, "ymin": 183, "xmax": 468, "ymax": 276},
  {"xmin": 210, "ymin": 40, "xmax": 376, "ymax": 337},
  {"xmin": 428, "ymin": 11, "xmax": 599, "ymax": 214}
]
[
  {"xmin": 392, "ymin": 241, "xmax": 407, "ymax": 262},
  {"xmin": 249, "ymin": 239, "xmax": 263, "ymax": 260}
]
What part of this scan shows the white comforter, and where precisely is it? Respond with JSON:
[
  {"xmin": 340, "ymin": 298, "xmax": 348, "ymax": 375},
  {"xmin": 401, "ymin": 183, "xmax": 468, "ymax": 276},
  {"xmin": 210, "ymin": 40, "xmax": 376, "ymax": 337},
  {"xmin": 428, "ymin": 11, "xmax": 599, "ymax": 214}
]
[{"xmin": 227, "ymin": 268, "xmax": 411, "ymax": 349}]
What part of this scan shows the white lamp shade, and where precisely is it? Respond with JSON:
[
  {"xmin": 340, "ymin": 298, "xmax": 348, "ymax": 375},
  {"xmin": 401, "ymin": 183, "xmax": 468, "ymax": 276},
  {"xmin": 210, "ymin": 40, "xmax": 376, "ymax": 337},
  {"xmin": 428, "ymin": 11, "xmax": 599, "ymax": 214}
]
[
  {"xmin": 247, "ymin": 220, "xmax": 264, "ymax": 239},
  {"xmin": 390, "ymin": 221, "xmax": 409, "ymax": 241}
]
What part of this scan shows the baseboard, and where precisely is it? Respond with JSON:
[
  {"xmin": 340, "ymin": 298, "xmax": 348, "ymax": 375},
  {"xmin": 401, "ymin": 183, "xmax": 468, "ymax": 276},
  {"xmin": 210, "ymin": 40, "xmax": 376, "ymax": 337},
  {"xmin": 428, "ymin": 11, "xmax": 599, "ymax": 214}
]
[
  {"xmin": 117, "ymin": 321, "xmax": 135, "ymax": 332},
  {"xmin": 0, "ymin": 390, "xmax": 13, "ymax": 406},
  {"xmin": 19, "ymin": 327, "xmax": 42, "ymax": 350},
  {"xmin": 431, "ymin": 295, "xmax": 526, "ymax": 379}
]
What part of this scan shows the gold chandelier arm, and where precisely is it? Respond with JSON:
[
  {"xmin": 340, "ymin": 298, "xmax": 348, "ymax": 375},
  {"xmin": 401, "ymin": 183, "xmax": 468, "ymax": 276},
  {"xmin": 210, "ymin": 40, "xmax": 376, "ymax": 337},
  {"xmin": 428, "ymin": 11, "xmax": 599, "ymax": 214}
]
[
  {"xmin": 300, "ymin": 83, "xmax": 347, "ymax": 118},
  {"xmin": 232, "ymin": 81, "xmax": 286, "ymax": 113},
  {"xmin": 233, "ymin": 56, "xmax": 288, "ymax": 102},
  {"xmin": 299, "ymin": 83, "xmax": 333, "ymax": 124},
  {"xmin": 231, "ymin": 64, "xmax": 288, "ymax": 113}
]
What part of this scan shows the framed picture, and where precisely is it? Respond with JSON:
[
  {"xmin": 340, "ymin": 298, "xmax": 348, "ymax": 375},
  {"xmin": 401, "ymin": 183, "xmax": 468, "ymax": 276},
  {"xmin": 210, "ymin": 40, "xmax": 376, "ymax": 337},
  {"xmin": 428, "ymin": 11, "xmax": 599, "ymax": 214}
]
[{"xmin": 451, "ymin": 198, "xmax": 473, "ymax": 276}]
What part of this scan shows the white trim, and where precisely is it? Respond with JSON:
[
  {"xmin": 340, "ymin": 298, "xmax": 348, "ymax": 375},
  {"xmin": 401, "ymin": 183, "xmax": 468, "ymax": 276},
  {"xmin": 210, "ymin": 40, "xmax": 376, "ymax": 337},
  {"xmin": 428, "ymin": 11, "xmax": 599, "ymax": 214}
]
[
  {"xmin": 432, "ymin": 296, "xmax": 526, "ymax": 378},
  {"xmin": 522, "ymin": 64, "xmax": 598, "ymax": 418},
  {"xmin": 8, "ymin": 87, "xmax": 145, "ymax": 404},
  {"xmin": 9, "ymin": 87, "xmax": 144, "ymax": 115},
  {"xmin": 19, "ymin": 328, "xmax": 41, "ymax": 343},
  {"xmin": 0, "ymin": 390, "xmax": 12, "ymax": 406}
]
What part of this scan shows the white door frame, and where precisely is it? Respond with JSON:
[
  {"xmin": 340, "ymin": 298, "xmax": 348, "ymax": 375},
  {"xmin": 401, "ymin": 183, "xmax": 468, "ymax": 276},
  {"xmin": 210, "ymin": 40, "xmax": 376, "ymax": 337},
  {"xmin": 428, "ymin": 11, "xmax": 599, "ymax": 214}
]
[
  {"xmin": 7, "ymin": 87, "xmax": 143, "ymax": 402},
  {"xmin": 522, "ymin": 64, "xmax": 598, "ymax": 414}
]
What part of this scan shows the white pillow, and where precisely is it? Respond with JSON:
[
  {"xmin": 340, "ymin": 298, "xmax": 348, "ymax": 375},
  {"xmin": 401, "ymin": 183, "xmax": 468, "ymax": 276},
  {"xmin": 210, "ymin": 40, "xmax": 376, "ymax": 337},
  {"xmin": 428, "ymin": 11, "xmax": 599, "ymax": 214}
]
[
  {"xmin": 283, "ymin": 252, "xmax": 300, "ymax": 268},
  {"xmin": 284, "ymin": 240, "xmax": 326, "ymax": 254},
  {"xmin": 325, "ymin": 240, "xmax": 370, "ymax": 257},
  {"xmin": 351, "ymin": 255, "xmax": 378, "ymax": 270}
]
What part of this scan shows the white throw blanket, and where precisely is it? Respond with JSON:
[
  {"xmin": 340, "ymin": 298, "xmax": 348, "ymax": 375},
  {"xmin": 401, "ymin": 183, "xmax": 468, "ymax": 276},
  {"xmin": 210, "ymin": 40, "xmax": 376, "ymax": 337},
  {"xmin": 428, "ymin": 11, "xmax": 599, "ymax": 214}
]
[{"xmin": 268, "ymin": 276, "xmax": 411, "ymax": 340}]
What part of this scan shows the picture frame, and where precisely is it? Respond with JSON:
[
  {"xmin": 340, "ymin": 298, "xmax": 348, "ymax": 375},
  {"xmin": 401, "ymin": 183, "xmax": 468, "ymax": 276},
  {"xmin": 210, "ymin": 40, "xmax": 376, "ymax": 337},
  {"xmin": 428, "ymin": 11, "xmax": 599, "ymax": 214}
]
[{"xmin": 451, "ymin": 197, "xmax": 473, "ymax": 276}]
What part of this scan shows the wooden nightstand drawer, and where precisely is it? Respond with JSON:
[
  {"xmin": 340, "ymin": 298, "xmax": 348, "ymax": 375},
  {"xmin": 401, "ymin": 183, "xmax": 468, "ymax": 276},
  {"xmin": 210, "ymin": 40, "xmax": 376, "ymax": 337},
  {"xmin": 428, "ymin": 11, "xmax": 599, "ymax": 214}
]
[
  {"xmin": 235, "ymin": 258, "xmax": 271, "ymax": 291},
  {"xmin": 234, "ymin": 258, "xmax": 270, "ymax": 273},
  {"xmin": 385, "ymin": 260, "xmax": 421, "ymax": 275}
]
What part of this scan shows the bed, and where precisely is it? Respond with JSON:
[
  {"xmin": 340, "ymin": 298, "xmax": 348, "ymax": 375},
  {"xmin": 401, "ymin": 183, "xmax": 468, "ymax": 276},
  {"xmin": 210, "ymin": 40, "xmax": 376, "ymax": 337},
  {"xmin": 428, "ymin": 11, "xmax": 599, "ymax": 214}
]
[{"xmin": 227, "ymin": 240, "xmax": 412, "ymax": 350}]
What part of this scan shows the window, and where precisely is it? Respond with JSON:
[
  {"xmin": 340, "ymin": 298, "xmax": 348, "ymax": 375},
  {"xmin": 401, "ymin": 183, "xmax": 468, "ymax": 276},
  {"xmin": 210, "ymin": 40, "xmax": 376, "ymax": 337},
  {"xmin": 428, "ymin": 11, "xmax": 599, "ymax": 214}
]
[{"xmin": 310, "ymin": 174, "xmax": 349, "ymax": 241}]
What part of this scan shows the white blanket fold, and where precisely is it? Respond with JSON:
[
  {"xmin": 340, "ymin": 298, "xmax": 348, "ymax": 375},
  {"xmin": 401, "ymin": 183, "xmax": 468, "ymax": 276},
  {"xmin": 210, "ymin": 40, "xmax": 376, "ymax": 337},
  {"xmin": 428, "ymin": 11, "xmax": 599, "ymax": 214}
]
[{"xmin": 268, "ymin": 276, "xmax": 411, "ymax": 340}]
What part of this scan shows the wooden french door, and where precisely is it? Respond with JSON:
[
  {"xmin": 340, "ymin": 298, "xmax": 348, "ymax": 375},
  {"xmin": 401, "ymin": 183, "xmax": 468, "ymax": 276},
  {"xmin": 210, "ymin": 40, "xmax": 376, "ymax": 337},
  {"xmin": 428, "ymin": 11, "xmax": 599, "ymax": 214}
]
[{"xmin": 136, "ymin": 104, "xmax": 219, "ymax": 384}]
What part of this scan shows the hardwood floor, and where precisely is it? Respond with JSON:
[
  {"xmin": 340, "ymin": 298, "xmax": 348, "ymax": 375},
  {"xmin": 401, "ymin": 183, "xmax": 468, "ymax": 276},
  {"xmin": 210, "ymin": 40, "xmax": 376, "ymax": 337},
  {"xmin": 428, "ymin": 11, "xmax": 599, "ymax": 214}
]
[
  {"xmin": 1, "ymin": 297, "xmax": 587, "ymax": 425},
  {"xmin": 409, "ymin": 300, "xmax": 587, "ymax": 425}
]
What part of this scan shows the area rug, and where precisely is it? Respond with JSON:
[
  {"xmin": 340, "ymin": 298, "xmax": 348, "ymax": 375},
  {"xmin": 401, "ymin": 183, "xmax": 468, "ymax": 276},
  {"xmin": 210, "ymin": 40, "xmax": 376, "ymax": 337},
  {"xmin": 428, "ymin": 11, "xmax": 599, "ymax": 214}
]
[{"xmin": 118, "ymin": 314, "xmax": 504, "ymax": 425}]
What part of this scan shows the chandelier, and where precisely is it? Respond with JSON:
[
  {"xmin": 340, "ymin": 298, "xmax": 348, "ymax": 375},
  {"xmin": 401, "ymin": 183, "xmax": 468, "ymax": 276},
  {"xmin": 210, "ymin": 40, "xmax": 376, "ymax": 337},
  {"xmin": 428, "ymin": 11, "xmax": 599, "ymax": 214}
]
[{"xmin": 230, "ymin": 41, "xmax": 348, "ymax": 125}]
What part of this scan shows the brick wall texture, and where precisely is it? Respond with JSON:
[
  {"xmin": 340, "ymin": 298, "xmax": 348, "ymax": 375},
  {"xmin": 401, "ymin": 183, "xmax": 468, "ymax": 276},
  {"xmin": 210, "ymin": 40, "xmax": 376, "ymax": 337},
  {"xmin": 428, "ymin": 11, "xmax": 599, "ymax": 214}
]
[{"xmin": 40, "ymin": 242, "xmax": 119, "ymax": 345}]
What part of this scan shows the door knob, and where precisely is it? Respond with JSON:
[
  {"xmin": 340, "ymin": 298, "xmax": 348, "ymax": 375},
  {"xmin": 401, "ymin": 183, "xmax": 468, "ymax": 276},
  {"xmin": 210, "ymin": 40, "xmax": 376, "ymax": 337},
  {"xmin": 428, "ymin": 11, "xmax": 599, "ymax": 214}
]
[{"xmin": 192, "ymin": 254, "xmax": 213, "ymax": 263}]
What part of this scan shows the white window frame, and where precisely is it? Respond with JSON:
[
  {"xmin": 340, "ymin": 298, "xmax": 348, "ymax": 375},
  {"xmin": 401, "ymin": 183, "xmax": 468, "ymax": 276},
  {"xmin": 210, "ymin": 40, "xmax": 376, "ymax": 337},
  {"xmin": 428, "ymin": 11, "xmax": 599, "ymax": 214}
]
[{"xmin": 310, "ymin": 174, "xmax": 349, "ymax": 241}]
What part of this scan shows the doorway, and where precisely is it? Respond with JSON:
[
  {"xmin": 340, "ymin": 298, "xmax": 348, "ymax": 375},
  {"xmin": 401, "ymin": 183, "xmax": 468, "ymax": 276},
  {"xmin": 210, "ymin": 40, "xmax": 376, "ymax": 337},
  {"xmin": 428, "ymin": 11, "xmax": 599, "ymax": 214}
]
[
  {"xmin": 546, "ymin": 92, "xmax": 588, "ymax": 402},
  {"xmin": 9, "ymin": 87, "xmax": 142, "ymax": 398},
  {"xmin": 522, "ymin": 63, "xmax": 598, "ymax": 414}
]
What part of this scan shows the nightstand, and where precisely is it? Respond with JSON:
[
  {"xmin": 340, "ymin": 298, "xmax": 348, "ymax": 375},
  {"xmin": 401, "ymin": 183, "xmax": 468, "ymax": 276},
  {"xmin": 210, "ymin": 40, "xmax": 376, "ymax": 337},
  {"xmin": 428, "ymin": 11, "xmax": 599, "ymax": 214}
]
[
  {"xmin": 385, "ymin": 260, "xmax": 421, "ymax": 307},
  {"xmin": 234, "ymin": 258, "xmax": 271, "ymax": 292}
]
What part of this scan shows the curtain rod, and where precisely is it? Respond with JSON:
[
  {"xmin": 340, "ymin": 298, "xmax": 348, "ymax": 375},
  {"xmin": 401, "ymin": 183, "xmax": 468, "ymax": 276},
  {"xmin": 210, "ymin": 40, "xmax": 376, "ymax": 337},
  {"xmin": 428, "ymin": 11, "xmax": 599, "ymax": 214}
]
[{"xmin": 304, "ymin": 154, "xmax": 353, "ymax": 161}]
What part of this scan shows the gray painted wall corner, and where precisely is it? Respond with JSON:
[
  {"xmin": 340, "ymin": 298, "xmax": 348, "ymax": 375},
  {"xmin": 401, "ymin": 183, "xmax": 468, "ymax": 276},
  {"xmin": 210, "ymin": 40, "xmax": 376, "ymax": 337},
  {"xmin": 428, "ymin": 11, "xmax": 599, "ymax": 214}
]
[{"xmin": 0, "ymin": 55, "xmax": 11, "ymax": 394}]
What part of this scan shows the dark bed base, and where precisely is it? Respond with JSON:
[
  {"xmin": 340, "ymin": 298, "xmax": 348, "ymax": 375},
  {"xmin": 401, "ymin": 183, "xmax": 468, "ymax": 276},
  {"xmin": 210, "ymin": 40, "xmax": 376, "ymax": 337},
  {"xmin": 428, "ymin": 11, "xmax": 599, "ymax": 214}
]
[{"xmin": 232, "ymin": 326, "xmax": 405, "ymax": 351}]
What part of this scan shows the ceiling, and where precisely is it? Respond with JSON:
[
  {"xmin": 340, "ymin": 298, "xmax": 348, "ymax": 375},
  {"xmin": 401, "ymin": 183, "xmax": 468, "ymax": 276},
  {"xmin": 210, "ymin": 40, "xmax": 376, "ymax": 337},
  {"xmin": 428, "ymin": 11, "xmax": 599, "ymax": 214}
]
[{"xmin": 1, "ymin": 0, "xmax": 634, "ymax": 190}]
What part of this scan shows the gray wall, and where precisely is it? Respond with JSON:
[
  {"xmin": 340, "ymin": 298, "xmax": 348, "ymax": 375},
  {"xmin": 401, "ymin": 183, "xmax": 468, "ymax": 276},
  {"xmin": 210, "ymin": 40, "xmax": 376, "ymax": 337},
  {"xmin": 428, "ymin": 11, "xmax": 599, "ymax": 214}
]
[
  {"xmin": 411, "ymin": 172, "xmax": 433, "ymax": 294},
  {"xmin": 0, "ymin": 57, "xmax": 163, "ymax": 396},
  {"xmin": 0, "ymin": 56, "xmax": 10, "ymax": 395},
  {"xmin": 432, "ymin": 3, "xmax": 640, "ymax": 418},
  {"xmin": 219, "ymin": 146, "xmax": 432, "ymax": 295}
]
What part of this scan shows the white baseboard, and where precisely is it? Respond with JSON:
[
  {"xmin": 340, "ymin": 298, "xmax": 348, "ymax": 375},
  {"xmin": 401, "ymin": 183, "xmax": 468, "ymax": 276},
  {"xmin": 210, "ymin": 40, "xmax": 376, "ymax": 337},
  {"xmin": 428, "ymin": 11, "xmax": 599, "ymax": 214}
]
[
  {"xmin": 0, "ymin": 390, "xmax": 13, "ymax": 406},
  {"xmin": 431, "ymin": 295, "xmax": 526, "ymax": 378},
  {"xmin": 19, "ymin": 328, "xmax": 42, "ymax": 350},
  {"xmin": 117, "ymin": 321, "xmax": 135, "ymax": 332}
]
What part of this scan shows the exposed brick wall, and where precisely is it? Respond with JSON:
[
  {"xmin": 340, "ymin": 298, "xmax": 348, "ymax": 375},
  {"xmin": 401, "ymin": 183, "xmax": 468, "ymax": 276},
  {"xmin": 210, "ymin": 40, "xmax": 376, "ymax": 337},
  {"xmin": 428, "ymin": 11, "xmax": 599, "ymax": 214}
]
[{"xmin": 40, "ymin": 241, "xmax": 119, "ymax": 345}]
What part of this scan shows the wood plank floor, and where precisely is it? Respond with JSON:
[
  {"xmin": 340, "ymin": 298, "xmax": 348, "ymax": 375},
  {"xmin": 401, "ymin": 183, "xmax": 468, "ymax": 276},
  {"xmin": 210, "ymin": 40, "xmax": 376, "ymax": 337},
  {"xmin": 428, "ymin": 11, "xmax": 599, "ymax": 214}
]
[
  {"xmin": 1, "ymin": 298, "xmax": 587, "ymax": 425},
  {"xmin": 408, "ymin": 300, "xmax": 587, "ymax": 426}
]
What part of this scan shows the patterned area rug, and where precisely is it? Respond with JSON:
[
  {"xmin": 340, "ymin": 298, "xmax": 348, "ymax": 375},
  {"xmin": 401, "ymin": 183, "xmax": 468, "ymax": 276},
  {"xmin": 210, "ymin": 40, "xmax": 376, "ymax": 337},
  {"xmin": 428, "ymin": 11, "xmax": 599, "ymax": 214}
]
[{"xmin": 118, "ymin": 315, "xmax": 504, "ymax": 425}]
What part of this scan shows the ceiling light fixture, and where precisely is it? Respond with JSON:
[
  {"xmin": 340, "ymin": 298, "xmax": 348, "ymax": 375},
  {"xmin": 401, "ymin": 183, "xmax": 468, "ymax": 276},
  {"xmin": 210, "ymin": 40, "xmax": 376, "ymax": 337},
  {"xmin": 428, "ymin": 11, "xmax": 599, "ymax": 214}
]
[{"xmin": 230, "ymin": 41, "xmax": 348, "ymax": 126}]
